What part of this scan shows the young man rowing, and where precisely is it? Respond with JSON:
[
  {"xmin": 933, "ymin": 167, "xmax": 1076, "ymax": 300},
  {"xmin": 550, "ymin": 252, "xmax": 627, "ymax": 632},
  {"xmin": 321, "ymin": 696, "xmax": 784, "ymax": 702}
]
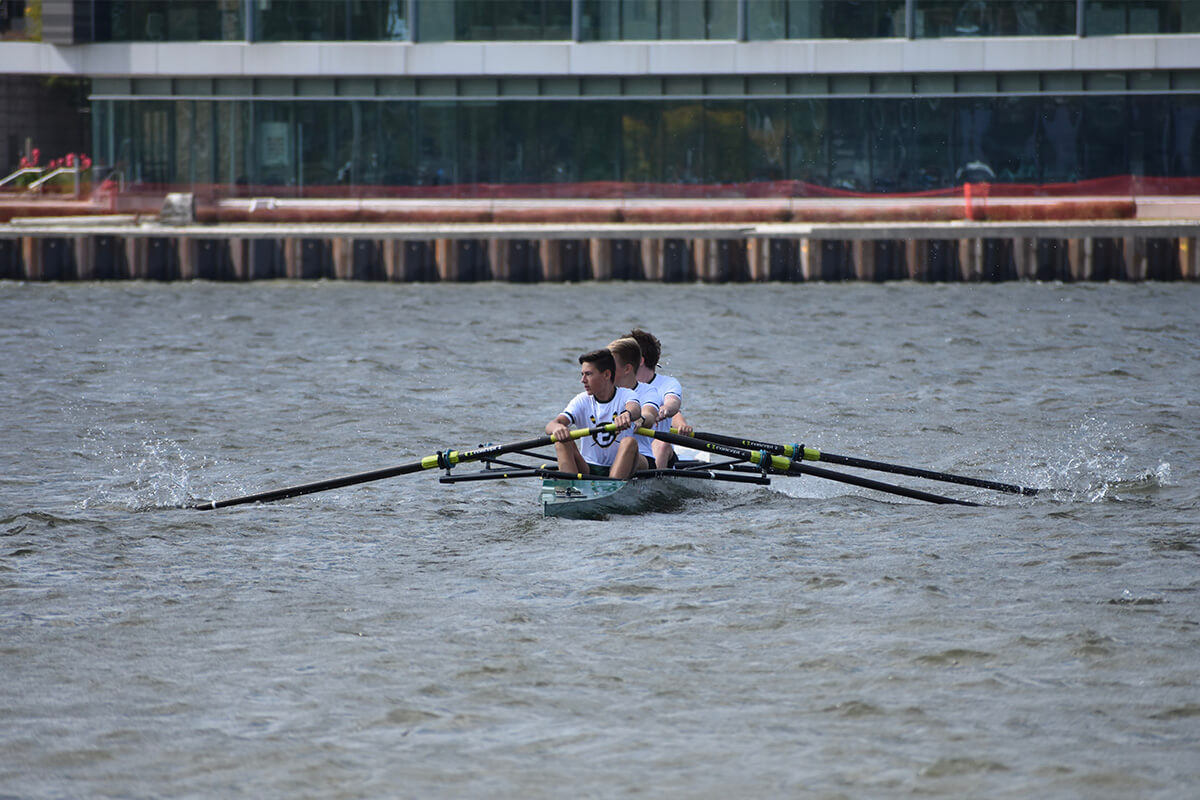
[
  {"xmin": 546, "ymin": 349, "xmax": 644, "ymax": 480},
  {"xmin": 608, "ymin": 337, "xmax": 663, "ymax": 470},
  {"xmin": 626, "ymin": 328, "xmax": 692, "ymax": 468}
]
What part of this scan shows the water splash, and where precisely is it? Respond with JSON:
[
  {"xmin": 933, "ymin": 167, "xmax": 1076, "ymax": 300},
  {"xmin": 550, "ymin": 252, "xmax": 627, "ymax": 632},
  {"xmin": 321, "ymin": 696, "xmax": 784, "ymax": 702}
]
[
  {"xmin": 80, "ymin": 424, "xmax": 208, "ymax": 511},
  {"xmin": 1023, "ymin": 416, "xmax": 1170, "ymax": 503}
]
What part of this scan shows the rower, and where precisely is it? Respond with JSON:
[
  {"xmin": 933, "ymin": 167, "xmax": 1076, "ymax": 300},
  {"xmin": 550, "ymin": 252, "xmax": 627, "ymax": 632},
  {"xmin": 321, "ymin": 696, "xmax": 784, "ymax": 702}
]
[
  {"xmin": 608, "ymin": 337, "xmax": 663, "ymax": 471},
  {"xmin": 625, "ymin": 328, "xmax": 692, "ymax": 469},
  {"xmin": 545, "ymin": 348, "xmax": 643, "ymax": 481}
]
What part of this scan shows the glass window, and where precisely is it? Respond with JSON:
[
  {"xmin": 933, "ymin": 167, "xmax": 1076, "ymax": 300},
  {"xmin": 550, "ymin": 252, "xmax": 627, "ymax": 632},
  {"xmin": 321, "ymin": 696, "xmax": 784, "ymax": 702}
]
[
  {"xmin": 827, "ymin": 100, "xmax": 870, "ymax": 190},
  {"xmin": 416, "ymin": 103, "xmax": 458, "ymax": 186},
  {"xmin": 914, "ymin": 1, "xmax": 1074, "ymax": 37},
  {"xmin": 747, "ymin": 100, "xmax": 788, "ymax": 181},
  {"xmin": 662, "ymin": 102, "xmax": 705, "ymax": 183},
  {"xmin": 377, "ymin": 104, "xmax": 417, "ymax": 185},
  {"xmin": 459, "ymin": 103, "xmax": 498, "ymax": 184},
  {"xmin": 787, "ymin": 1, "xmax": 906, "ymax": 38},
  {"xmin": 985, "ymin": 97, "xmax": 1042, "ymax": 182},
  {"xmin": 541, "ymin": 101, "xmax": 581, "ymax": 184},
  {"xmin": 622, "ymin": 103, "xmax": 663, "ymax": 182},
  {"xmin": 252, "ymin": 102, "xmax": 295, "ymax": 186},
  {"xmin": 1082, "ymin": 95, "xmax": 1129, "ymax": 178},
  {"xmin": 580, "ymin": 0, "xmax": 737, "ymax": 40},
  {"xmin": 788, "ymin": 99, "xmax": 829, "ymax": 186},
  {"xmin": 576, "ymin": 102, "xmax": 622, "ymax": 182},
  {"xmin": 704, "ymin": 101, "xmax": 747, "ymax": 183},
  {"xmin": 1039, "ymin": 98, "xmax": 1083, "ymax": 183},
  {"xmin": 912, "ymin": 98, "xmax": 955, "ymax": 189},
  {"xmin": 1168, "ymin": 96, "xmax": 1200, "ymax": 176},
  {"xmin": 256, "ymin": 0, "xmax": 408, "ymax": 41},
  {"xmin": 1085, "ymin": 1, "xmax": 1184, "ymax": 34},
  {"xmin": 93, "ymin": 0, "xmax": 243, "ymax": 42},
  {"xmin": 867, "ymin": 100, "xmax": 913, "ymax": 191},
  {"xmin": 418, "ymin": 0, "xmax": 570, "ymax": 41}
]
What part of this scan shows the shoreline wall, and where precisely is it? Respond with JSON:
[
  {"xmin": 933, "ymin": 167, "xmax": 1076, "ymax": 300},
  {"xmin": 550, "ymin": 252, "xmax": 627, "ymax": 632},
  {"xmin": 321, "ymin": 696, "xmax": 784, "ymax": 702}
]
[{"xmin": 2, "ymin": 223, "xmax": 1197, "ymax": 282}]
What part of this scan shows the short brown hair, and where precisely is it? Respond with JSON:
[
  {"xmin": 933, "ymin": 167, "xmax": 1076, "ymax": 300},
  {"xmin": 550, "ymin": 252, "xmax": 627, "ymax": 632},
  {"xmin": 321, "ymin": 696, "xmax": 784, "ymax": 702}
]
[
  {"xmin": 607, "ymin": 337, "xmax": 643, "ymax": 372},
  {"xmin": 579, "ymin": 348, "xmax": 616, "ymax": 379},
  {"xmin": 626, "ymin": 328, "xmax": 661, "ymax": 368}
]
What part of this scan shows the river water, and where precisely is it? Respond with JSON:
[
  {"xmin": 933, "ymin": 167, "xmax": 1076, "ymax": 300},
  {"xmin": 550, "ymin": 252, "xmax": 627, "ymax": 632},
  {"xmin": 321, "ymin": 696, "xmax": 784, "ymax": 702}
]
[{"xmin": 1, "ymin": 280, "xmax": 1197, "ymax": 798}]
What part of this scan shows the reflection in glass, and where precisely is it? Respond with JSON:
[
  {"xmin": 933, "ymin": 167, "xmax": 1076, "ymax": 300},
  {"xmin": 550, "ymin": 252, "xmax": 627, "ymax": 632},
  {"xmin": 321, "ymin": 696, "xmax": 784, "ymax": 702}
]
[
  {"xmin": 748, "ymin": 0, "xmax": 906, "ymax": 39},
  {"xmin": 581, "ymin": 0, "xmax": 737, "ymax": 40},
  {"xmin": 255, "ymin": 0, "xmax": 408, "ymax": 41},
  {"xmin": 1085, "ymin": 0, "xmax": 1187, "ymax": 34},
  {"xmin": 93, "ymin": 0, "xmax": 244, "ymax": 41},
  {"xmin": 913, "ymin": 1, "xmax": 1074, "ymax": 37},
  {"xmin": 100, "ymin": 95, "xmax": 1200, "ymax": 194},
  {"xmin": 418, "ymin": 0, "xmax": 570, "ymax": 41}
]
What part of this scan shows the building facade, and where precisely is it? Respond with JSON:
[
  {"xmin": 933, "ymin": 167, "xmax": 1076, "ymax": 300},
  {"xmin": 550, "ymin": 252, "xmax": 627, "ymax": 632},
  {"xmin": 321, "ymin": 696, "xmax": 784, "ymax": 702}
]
[{"xmin": 3, "ymin": 0, "xmax": 1199, "ymax": 195}]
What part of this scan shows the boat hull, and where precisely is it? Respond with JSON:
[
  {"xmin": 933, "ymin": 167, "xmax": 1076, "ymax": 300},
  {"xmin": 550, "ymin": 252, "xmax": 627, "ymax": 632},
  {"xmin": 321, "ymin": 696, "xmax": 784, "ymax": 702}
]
[{"xmin": 541, "ymin": 476, "xmax": 703, "ymax": 519}]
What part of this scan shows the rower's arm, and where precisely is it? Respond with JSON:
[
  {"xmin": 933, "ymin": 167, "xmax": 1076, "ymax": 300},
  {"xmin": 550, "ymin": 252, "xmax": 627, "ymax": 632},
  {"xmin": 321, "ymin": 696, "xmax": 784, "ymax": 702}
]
[
  {"xmin": 660, "ymin": 393, "xmax": 681, "ymax": 418},
  {"xmin": 640, "ymin": 402, "xmax": 659, "ymax": 428},
  {"xmin": 672, "ymin": 410, "xmax": 693, "ymax": 437},
  {"xmin": 546, "ymin": 413, "xmax": 572, "ymax": 440}
]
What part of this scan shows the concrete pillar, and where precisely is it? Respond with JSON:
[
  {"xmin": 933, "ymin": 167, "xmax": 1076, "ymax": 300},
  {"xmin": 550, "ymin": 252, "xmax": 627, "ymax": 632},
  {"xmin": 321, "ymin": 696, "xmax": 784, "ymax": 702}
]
[
  {"xmin": 73, "ymin": 236, "xmax": 94, "ymax": 280},
  {"xmin": 853, "ymin": 239, "xmax": 872, "ymax": 281},
  {"xmin": 640, "ymin": 239, "xmax": 661, "ymax": 281},
  {"xmin": 178, "ymin": 237, "xmax": 195, "ymax": 280},
  {"xmin": 540, "ymin": 239, "xmax": 559, "ymax": 282},
  {"xmin": 1012, "ymin": 237, "xmax": 1030, "ymax": 280},
  {"xmin": 331, "ymin": 238, "xmax": 350, "ymax": 280},
  {"xmin": 382, "ymin": 240, "xmax": 400, "ymax": 281},
  {"xmin": 959, "ymin": 238, "xmax": 979, "ymax": 281},
  {"xmin": 800, "ymin": 238, "xmax": 814, "ymax": 280},
  {"xmin": 1183, "ymin": 237, "xmax": 1199, "ymax": 280},
  {"xmin": 283, "ymin": 238, "xmax": 299, "ymax": 279},
  {"xmin": 228, "ymin": 237, "xmax": 246, "ymax": 280},
  {"xmin": 488, "ymin": 238, "xmax": 506, "ymax": 281},
  {"xmin": 1126, "ymin": 237, "xmax": 1144, "ymax": 281},
  {"xmin": 590, "ymin": 238, "xmax": 610, "ymax": 281},
  {"xmin": 905, "ymin": 239, "xmax": 921, "ymax": 281}
]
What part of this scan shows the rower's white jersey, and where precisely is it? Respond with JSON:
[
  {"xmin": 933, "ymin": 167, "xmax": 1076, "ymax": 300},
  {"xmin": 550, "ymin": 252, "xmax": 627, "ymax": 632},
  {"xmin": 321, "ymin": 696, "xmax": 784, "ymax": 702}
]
[
  {"xmin": 647, "ymin": 372, "xmax": 683, "ymax": 433},
  {"xmin": 631, "ymin": 380, "xmax": 664, "ymax": 458},
  {"xmin": 561, "ymin": 386, "xmax": 637, "ymax": 467}
]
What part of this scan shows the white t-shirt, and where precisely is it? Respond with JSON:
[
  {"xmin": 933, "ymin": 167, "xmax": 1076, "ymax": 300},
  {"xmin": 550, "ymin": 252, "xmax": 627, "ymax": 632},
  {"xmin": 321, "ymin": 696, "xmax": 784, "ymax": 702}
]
[
  {"xmin": 561, "ymin": 386, "xmax": 637, "ymax": 467},
  {"xmin": 648, "ymin": 372, "xmax": 683, "ymax": 433},
  {"xmin": 631, "ymin": 381, "xmax": 663, "ymax": 458}
]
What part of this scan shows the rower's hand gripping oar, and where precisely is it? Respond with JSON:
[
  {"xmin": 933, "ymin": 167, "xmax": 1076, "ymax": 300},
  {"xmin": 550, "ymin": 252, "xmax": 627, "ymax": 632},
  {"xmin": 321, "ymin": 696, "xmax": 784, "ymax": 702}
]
[
  {"xmin": 193, "ymin": 425, "xmax": 612, "ymax": 510},
  {"xmin": 639, "ymin": 427, "xmax": 978, "ymax": 507},
  {"xmin": 679, "ymin": 429, "xmax": 1038, "ymax": 496}
]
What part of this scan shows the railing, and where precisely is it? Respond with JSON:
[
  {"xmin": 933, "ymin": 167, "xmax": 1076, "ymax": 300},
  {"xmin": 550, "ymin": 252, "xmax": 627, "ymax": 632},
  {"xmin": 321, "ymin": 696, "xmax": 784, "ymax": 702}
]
[
  {"xmin": 0, "ymin": 167, "xmax": 46, "ymax": 189},
  {"xmin": 26, "ymin": 166, "xmax": 83, "ymax": 197}
]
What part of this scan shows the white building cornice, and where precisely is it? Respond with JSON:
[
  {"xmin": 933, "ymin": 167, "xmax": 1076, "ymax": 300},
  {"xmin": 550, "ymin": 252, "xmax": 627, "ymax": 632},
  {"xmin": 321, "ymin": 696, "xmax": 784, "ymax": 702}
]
[{"xmin": 1, "ymin": 36, "xmax": 1198, "ymax": 79}]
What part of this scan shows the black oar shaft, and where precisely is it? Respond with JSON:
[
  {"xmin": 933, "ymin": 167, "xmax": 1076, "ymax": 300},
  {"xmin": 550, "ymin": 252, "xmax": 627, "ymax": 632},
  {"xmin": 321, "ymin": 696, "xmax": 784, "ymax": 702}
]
[
  {"xmin": 684, "ymin": 429, "xmax": 1037, "ymax": 496},
  {"xmin": 195, "ymin": 461, "xmax": 430, "ymax": 510},
  {"xmin": 810, "ymin": 450, "xmax": 1037, "ymax": 496},
  {"xmin": 641, "ymin": 427, "xmax": 977, "ymax": 507},
  {"xmin": 194, "ymin": 427, "xmax": 606, "ymax": 510},
  {"xmin": 786, "ymin": 462, "xmax": 978, "ymax": 506}
]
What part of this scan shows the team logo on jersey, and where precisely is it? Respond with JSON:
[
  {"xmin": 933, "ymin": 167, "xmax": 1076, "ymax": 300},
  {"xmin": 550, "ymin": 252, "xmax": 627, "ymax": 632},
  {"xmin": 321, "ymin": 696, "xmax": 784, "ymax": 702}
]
[{"xmin": 589, "ymin": 412, "xmax": 619, "ymax": 447}]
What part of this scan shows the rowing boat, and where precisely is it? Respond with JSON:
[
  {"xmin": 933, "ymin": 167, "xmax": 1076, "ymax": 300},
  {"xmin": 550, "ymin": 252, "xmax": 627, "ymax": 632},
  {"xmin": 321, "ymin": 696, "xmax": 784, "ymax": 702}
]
[
  {"xmin": 541, "ymin": 473, "xmax": 709, "ymax": 519},
  {"xmin": 193, "ymin": 424, "xmax": 1032, "ymax": 513}
]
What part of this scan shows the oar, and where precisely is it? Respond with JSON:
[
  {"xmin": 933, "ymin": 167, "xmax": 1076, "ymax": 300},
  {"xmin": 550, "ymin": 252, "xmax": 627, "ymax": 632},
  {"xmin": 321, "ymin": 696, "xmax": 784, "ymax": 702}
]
[
  {"xmin": 639, "ymin": 427, "xmax": 978, "ymax": 507},
  {"xmin": 679, "ymin": 429, "xmax": 1038, "ymax": 496},
  {"xmin": 193, "ymin": 426, "xmax": 611, "ymax": 510}
]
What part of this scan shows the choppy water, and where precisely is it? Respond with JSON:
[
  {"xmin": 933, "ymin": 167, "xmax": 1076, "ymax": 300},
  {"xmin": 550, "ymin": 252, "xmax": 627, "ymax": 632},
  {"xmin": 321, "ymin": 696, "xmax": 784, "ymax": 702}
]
[{"xmin": 1, "ymin": 280, "xmax": 1197, "ymax": 798}]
